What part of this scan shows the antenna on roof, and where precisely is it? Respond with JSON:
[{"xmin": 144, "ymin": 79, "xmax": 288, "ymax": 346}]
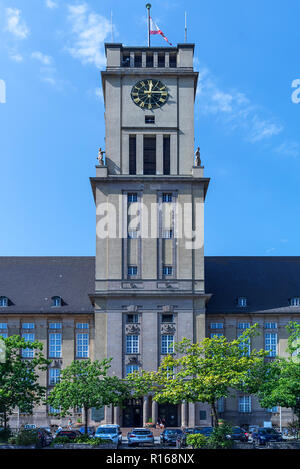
[
  {"xmin": 111, "ymin": 10, "xmax": 114, "ymax": 42},
  {"xmin": 185, "ymin": 11, "xmax": 187, "ymax": 43}
]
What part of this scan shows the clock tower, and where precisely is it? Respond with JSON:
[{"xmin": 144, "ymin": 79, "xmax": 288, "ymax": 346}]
[{"xmin": 90, "ymin": 43, "xmax": 211, "ymax": 427}]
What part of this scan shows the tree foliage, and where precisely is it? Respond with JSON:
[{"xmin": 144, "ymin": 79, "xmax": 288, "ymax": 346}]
[
  {"xmin": 0, "ymin": 335, "xmax": 50, "ymax": 428},
  {"xmin": 257, "ymin": 321, "xmax": 300, "ymax": 431},
  {"xmin": 127, "ymin": 325, "xmax": 267, "ymax": 426},
  {"xmin": 48, "ymin": 358, "xmax": 130, "ymax": 433}
]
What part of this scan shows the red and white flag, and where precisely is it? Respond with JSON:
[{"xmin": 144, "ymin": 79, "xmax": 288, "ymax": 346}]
[{"xmin": 150, "ymin": 17, "xmax": 173, "ymax": 46}]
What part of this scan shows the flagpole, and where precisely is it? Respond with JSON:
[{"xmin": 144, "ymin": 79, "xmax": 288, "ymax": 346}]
[{"xmin": 146, "ymin": 3, "xmax": 151, "ymax": 47}]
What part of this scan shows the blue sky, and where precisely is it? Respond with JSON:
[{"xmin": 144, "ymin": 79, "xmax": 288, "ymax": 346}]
[{"xmin": 0, "ymin": 0, "xmax": 300, "ymax": 257}]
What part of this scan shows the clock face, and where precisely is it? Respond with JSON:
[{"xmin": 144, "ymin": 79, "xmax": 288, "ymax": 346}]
[{"xmin": 131, "ymin": 79, "xmax": 168, "ymax": 110}]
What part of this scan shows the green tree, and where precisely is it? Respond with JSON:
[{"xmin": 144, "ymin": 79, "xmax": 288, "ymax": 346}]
[
  {"xmin": 47, "ymin": 358, "xmax": 130, "ymax": 434},
  {"xmin": 257, "ymin": 321, "xmax": 300, "ymax": 434},
  {"xmin": 127, "ymin": 325, "xmax": 267, "ymax": 426},
  {"xmin": 0, "ymin": 335, "xmax": 50, "ymax": 429}
]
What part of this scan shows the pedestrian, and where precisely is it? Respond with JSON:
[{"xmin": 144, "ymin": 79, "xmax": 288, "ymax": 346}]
[
  {"xmin": 67, "ymin": 418, "xmax": 72, "ymax": 430},
  {"xmin": 162, "ymin": 418, "xmax": 166, "ymax": 429}
]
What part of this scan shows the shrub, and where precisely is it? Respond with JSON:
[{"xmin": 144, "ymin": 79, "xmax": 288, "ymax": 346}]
[
  {"xmin": 208, "ymin": 423, "xmax": 234, "ymax": 449},
  {"xmin": 14, "ymin": 429, "xmax": 39, "ymax": 446},
  {"xmin": 186, "ymin": 433, "xmax": 209, "ymax": 449},
  {"xmin": 0, "ymin": 428, "xmax": 12, "ymax": 442},
  {"xmin": 51, "ymin": 436, "xmax": 71, "ymax": 446}
]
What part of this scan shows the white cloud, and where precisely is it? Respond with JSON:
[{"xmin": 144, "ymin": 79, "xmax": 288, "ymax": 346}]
[
  {"xmin": 45, "ymin": 0, "xmax": 58, "ymax": 9},
  {"xmin": 195, "ymin": 61, "xmax": 283, "ymax": 144},
  {"xmin": 5, "ymin": 8, "xmax": 29, "ymax": 39},
  {"xmin": 275, "ymin": 141, "xmax": 300, "ymax": 159},
  {"xmin": 66, "ymin": 3, "xmax": 112, "ymax": 68},
  {"xmin": 95, "ymin": 87, "xmax": 103, "ymax": 101},
  {"xmin": 10, "ymin": 52, "xmax": 23, "ymax": 62},
  {"xmin": 31, "ymin": 51, "xmax": 53, "ymax": 66}
]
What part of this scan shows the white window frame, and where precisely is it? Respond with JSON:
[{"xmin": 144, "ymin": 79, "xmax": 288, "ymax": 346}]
[
  {"xmin": 210, "ymin": 332, "xmax": 223, "ymax": 339},
  {"xmin": 162, "ymin": 193, "xmax": 172, "ymax": 203},
  {"xmin": 49, "ymin": 368, "xmax": 60, "ymax": 385},
  {"xmin": 127, "ymin": 193, "xmax": 138, "ymax": 203},
  {"xmin": 76, "ymin": 323, "xmax": 89, "ymax": 329},
  {"xmin": 265, "ymin": 322, "xmax": 277, "ymax": 330},
  {"xmin": 126, "ymin": 314, "xmax": 139, "ymax": 324},
  {"xmin": 126, "ymin": 335, "xmax": 139, "ymax": 354},
  {"xmin": 0, "ymin": 297, "xmax": 8, "ymax": 307},
  {"xmin": 162, "ymin": 266, "xmax": 173, "ymax": 276},
  {"xmin": 239, "ymin": 396, "xmax": 251, "ymax": 413},
  {"xmin": 0, "ymin": 323, "xmax": 7, "ymax": 329},
  {"xmin": 128, "ymin": 266, "xmax": 138, "ymax": 277},
  {"xmin": 76, "ymin": 333, "xmax": 89, "ymax": 358},
  {"xmin": 52, "ymin": 297, "xmax": 62, "ymax": 307},
  {"xmin": 265, "ymin": 332, "xmax": 277, "ymax": 357},
  {"xmin": 49, "ymin": 323, "xmax": 62, "ymax": 330},
  {"xmin": 22, "ymin": 333, "xmax": 35, "ymax": 358},
  {"xmin": 210, "ymin": 323, "xmax": 223, "ymax": 329},
  {"xmin": 237, "ymin": 297, "xmax": 247, "ymax": 307},
  {"xmin": 238, "ymin": 322, "xmax": 250, "ymax": 330},
  {"xmin": 125, "ymin": 364, "xmax": 139, "ymax": 376},
  {"xmin": 161, "ymin": 335, "xmax": 174, "ymax": 354},
  {"xmin": 238, "ymin": 332, "xmax": 251, "ymax": 356},
  {"xmin": 290, "ymin": 297, "xmax": 300, "ymax": 307},
  {"xmin": 49, "ymin": 333, "xmax": 62, "ymax": 358},
  {"xmin": 22, "ymin": 323, "xmax": 35, "ymax": 330},
  {"xmin": 162, "ymin": 229, "xmax": 173, "ymax": 239}
]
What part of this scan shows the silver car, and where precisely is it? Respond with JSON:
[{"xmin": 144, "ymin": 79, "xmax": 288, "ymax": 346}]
[
  {"xmin": 127, "ymin": 428, "xmax": 154, "ymax": 447},
  {"xmin": 94, "ymin": 424, "xmax": 122, "ymax": 446}
]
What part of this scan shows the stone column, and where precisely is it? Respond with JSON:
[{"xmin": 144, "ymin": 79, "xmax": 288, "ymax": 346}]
[
  {"xmin": 188, "ymin": 403, "xmax": 196, "ymax": 427},
  {"xmin": 136, "ymin": 134, "xmax": 143, "ymax": 174},
  {"xmin": 122, "ymin": 133, "xmax": 129, "ymax": 174},
  {"xmin": 105, "ymin": 405, "xmax": 113, "ymax": 424},
  {"xmin": 114, "ymin": 406, "xmax": 120, "ymax": 425},
  {"xmin": 181, "ymin": 402, "xmax": 188, "ymax": 427},
  {"xmin": 143, "ymin": 396, "xmax": 149, "ymax": 427},
  {"xmin": 156, "ymin": 134, "xmax": 164, "ymax": 175},
  {"xmin": 170, "ymin": 134, "xmax": 178, "ymax": 175},
  {"xmin": 152, "ymin": 400, "xmax": 158, "ymax": 425}
]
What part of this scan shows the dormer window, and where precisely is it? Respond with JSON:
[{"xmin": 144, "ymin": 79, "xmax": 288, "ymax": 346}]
[
  {"xmin": 0, "ymin": 297, "xmax": 8, "ymax": 307},
  {"xmin": 237, "ymin": 297, "xmax": 247, "ymax": 308},
  {"xmin": 52, "ymin": 296, "xmax": 62, "ymax": 307},
  {"xmin": 290, "ymin": 297, "xmax": 300, "ymax": 307}
]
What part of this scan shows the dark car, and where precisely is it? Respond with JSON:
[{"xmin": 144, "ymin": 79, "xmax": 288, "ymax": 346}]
[
  {"xmin": 160, "ymin": 429, "xmax": 183, "ymax": 447},
  {"xmin": 25, "ymin": 428, "xmax": 53, "ymax": 447},
  {"xmin": 54, "ymin": 429, "xmax": 82, "ymax": 440},
  {"xmin": 181, "ymin": 427, "xmax": 213, "ymax": 447},
  {"xmin": 77, "ymin": 426, "xmax": 95, "ymax": 436},
  {"xmin": 227, "ymin": 427, "xmax": 248, "ymax": 442},
  {"xmin": 251, "ymin": 427, "xmax": 283, "ymax": 446}
]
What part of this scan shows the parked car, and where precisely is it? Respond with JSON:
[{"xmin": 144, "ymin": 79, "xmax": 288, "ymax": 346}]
[
  {"xmin": 251, "ymin": 427, "xmax": 283, "ymax": 446},
  {"xmin": 53, "ymin": 429, "xmax": 82, "ymax": 440},
  {"xmin": 180, "ymin": 427, "xmax": 213, "ymax": 447},
  {"xmin": 160, "ymin": 429, "xmax": 183, "ymax": 446},
  {"xmin": 94, "ymin": 424, "xmax": 122, "ymax": 446},
  {"xmin": 28, "ymin": 428, "xmax": 53, "ymax": 447},
  {"xmin": 127, "ymin": 428, "xmax": 154, "ymax": 447},
  {"xmin": 227, "ymin": 426, "xmax": 248, "ymax": 442},
  {"xmin": 76, "ymin": 426, "xmax": 95, "ymax": 436}
]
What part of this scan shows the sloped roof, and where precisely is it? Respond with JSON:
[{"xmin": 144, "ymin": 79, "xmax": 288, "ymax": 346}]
[
  {"xmin": 0, "ymin": 256, "xmax": 300, "ymax": 315},
  {"xmin": 205, "ymin": 256, "xmax": 300, "ymax": 314},
  {"xmin": 0, "ymin": 257, "xmax": 95, "ymax": 314}
]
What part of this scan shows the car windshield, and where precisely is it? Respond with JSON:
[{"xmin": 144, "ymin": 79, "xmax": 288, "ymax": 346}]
[
  {"xmin": 133, "ymin": 430, "xmax": 151, "ymax": 435},
  {"xmin": 232, "ymin": 428, "xmax": 243, "ymax": 433},
  {"xmin": 165, "ymin": 430, "xmax": 182, "ymax": 434},
  {"xmin": 96, "ymin": 428, "xmax": 117, "ymax": 434}
]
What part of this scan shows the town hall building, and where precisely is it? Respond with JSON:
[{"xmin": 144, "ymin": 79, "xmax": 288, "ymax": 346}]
[{"xmin": 0, "ymin": 42, "xmax": 300, "ymax": 430}]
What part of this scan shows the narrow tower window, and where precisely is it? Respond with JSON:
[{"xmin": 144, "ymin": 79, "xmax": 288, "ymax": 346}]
[
  {"xmin": 129, "ymin": 135, "xmax": 136, "ymax": 175},
  {"xmin": 163, "ymin": 135, "xmax": 170, "ymax": 175},
  {"xmin": 143, "ymin": 136, "xmax": 156, "ymax": 175}
]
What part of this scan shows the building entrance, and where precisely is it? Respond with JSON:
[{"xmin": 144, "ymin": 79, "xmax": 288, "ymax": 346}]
[
  {"xmin": 122, "ymin": 399, "xmax": 143, "ymax": 427},
  {"xmin": 158, "ymin": 403, "xmax": 178, "ymax": 427}
]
